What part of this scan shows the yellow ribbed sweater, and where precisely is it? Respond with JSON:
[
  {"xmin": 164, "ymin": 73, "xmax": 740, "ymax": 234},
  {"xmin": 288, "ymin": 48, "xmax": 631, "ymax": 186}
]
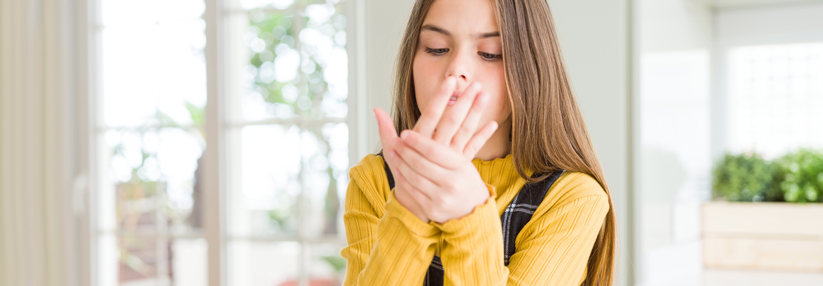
[{"xmin": 340, "ymin": 154, "xmax": 609, "ymax": 286}]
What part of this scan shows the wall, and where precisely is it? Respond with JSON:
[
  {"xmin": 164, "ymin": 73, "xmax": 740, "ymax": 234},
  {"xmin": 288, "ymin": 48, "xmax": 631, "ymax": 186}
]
[
  {"xmin": 716, "ymin": 2, "xmax": 823, "ymax": 46},
  {"xmin": 636, "ymin": 0, "xmax": 714, "ymax": 285},
  {"xmin": 548, "ymin": 1, "xmax": 633, "ymax": 284},
  {"xmin": 350, "ymin": 0, "xmax": 415, "ymax": 161}
]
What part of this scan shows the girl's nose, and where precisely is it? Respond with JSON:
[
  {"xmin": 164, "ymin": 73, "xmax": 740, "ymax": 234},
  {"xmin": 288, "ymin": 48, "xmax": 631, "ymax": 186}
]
[{"xmin": 446, "ymin": 49, "xmax": 473, "ymax": 85}]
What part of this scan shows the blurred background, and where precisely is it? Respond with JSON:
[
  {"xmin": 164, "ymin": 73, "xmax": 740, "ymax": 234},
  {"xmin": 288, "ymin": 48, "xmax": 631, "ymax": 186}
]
[{"xmin": 0, "ymin": 0, "xmax": 821, "ymax": 286}]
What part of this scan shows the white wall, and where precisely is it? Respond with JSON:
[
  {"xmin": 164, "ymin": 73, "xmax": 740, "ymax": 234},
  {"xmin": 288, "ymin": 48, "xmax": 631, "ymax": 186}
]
[
  {"xmin": 354, "ymin": 0, "xmax": 634, "ymax": 285},
  {"xmin": 715, "ymin": 2, "xmax": 823, "ymax": 48},
  {"xmin": 548, "ymin": 1, "xmax": 633, "ymax": 284},
  {"xmin": 636, "ymin": 0, "xmax": 714, "ymax": 285},
  {"xmin": 349, "ymin": 0, "xmax": 416, "ymax": 161}
]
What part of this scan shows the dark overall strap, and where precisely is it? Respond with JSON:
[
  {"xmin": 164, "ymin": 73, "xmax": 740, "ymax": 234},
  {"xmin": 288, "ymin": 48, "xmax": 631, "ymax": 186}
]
[
  {"xmin": 380, "ymin": 155, "xmax": 564, "ymax": 285},
  {"xmin": 501, "ymin": 169, "xmax": 565, "ymax": 266}
]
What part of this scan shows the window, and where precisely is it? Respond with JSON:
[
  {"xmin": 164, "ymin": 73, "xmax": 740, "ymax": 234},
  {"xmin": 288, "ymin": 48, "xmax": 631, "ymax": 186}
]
[
  {"xmin": 96, "ymin": 0, "xmax": 209, "ymax": 285},
  {"xmin": 94, "ymin": 0, "xmax": 350, "ymax": 285},
  {"xmin": 223, "ymin": 0, "xmax": 349, "ymax": 285},
  {"xmin": 726, "ymin": 42, "xmax": 823, "ymax": 158}
]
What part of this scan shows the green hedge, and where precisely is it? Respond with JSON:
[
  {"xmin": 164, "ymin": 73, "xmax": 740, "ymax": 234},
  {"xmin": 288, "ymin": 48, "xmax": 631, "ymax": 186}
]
[{"xmin": 712, "ymin": 149, "xmax": 823, "ymax": 203}]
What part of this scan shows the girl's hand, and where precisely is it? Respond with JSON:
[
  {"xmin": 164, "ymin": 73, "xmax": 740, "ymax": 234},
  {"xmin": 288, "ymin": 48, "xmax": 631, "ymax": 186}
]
[
  {"xmin": 380, "ymin": 77, "xmax": 499, "ymax": 224},
  {"xmin": 374, "ymin": 107, "xmax": 431, "ymax": 223}
]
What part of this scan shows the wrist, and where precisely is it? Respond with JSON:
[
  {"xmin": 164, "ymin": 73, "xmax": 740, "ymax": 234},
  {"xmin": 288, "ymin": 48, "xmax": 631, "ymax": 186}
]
[{"xmin": 395, "ymin": 187, "xmax": 430, "ymax": 223}]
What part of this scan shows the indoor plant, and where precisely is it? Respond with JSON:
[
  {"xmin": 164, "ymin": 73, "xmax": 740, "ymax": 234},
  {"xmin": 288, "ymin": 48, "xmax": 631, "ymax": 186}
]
[{"xmin": 703, "ymin": 149, "xmax": 823, "ymax": 272}]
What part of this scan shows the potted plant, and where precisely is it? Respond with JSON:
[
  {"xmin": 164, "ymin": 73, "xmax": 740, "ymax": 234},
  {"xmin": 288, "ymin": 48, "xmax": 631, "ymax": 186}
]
[{"xmin": 703, "ymin": 149, "xmax": 823, "ymax": 271}]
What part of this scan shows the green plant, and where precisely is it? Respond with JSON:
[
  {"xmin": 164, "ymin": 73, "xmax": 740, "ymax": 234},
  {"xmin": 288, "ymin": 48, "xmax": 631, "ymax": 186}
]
[
  {"xmin": 775, "ymin": 149, "xmax": 823, "ymax": 203},
  {"xmin": 320, "ymin": 255, "xmax": 347, "ymax": 274},
  {"xmin": 712, "ymin": 152, "xmax": 780, "ymax": 202}
]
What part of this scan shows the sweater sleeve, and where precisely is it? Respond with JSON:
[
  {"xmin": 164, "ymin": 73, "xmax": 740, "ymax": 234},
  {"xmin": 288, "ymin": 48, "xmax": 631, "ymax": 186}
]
[
  {"xmin": 433, "ymin": 183, "xmax": 508, "ymax": 286},
  {"xmin": 340, "ymin": 164, "xmax": 442, "ymax": 286},
  {"xmin": 506, "ymin": 194, "xmax": 609, "ymax": 285},
  {"xmin": 435, "ymin": 178, "xmax": 610, "ymax": 286}
]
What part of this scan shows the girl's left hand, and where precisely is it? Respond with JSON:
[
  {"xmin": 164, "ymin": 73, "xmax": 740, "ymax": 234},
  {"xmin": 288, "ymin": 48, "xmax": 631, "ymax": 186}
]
[{"xmin": 383, "ymin": 81, "xmax": 499, "ymax": 224}]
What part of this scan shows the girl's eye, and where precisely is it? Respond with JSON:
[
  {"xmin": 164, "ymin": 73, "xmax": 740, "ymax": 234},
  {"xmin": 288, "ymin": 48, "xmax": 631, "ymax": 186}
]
[
  {"xmin": 479, "ymin": 51, "xmax": 502, "ymax": 61},
  {"xmin": 425, "ymin": 47, "xmax": 448, "ymax": 56}
]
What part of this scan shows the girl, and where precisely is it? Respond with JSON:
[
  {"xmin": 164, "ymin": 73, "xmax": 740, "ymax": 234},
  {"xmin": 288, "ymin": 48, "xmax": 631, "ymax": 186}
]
[{"xmin": 340, "ymin": 0, "xmax": 617, "ymax": 285}]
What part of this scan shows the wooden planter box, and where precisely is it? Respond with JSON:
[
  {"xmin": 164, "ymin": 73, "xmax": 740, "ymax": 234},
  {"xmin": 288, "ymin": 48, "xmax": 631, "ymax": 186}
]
[{"xmin": 702, "ymin": 202, "xmax": 823, "ymax": 271}]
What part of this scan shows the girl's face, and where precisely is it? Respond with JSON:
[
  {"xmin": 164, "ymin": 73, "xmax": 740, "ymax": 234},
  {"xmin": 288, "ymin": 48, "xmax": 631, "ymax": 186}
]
[{"xmin": 413, "ymin": 0, "xmax": 510, "ymax": 135}]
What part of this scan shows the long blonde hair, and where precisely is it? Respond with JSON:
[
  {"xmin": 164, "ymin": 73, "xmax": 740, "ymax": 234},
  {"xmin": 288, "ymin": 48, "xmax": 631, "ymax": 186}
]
[{"xmin": 390, "ymin": 0, "xmax": 617, "ymax": 285}]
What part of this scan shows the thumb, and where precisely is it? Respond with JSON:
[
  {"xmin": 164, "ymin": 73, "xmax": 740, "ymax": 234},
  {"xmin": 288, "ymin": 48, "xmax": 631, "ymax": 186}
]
[{"xmin": 374, "ymin": 107, "xmax": 399, "ymax": 154}]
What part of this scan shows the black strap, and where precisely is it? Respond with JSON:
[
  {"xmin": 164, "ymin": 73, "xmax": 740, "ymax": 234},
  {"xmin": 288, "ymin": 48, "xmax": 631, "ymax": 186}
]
[
  {"xmin": 379, "ymin": 155, "xmax": 564, "ymax": 285},
  {"xmin": 382, "ymin": 155, "xmax": 396, "ymax": 190},
  {"xmin": 501, "ymin": 169, "xmax": 565, "ymax": 266}
]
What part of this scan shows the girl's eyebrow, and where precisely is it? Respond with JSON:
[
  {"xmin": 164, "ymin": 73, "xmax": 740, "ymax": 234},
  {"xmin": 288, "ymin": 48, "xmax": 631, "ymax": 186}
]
[{"xmin": 421, "ymin": 24, "xmax": 500, "ymax": 39}]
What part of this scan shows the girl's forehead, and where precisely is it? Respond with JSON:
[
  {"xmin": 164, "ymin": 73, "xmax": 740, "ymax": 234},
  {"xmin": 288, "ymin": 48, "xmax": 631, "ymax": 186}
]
[{"xmin": 422, "ymin": 0, "xmax": 499, "ymax": 37}]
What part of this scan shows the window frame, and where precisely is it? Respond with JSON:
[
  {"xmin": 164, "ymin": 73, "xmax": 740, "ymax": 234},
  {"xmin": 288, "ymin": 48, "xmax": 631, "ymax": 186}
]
[{"xmin": 80, "ymin": 0, "xmax": 367, "ymax": 285}]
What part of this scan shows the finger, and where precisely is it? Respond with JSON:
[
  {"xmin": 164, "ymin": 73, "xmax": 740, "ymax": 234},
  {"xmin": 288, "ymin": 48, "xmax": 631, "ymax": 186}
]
[
  {"xmin": 450, "ymin": 91, "xmax": 489, "ymax": 151},
  {"xmin": 374, "ymin": 108, "xmax": 399, "ymax": 156},
  {"xmin": 463, "ymin": 120, "xmax": 499, "ymax": 159},
  {"xmin": 400, "ymin": 130, "xmax": 465, "ymax": 169},
  {"xmin": 388, "ymin": 150, "xmax": 439, "ymax": 195},
  {"xmin": 432, "ymin": 81, "xmax": 482, "ymax": 145},
  {"xmin": 413, "ymin": 77, "xmax": 457, "ymax": 138},
  {"xmin": 394, "ymin": 139, "xmax": 448, "ymax": 184},
  {"xmin": 394, "ymin": 165, "xmax": 433, "ymax": 208}
]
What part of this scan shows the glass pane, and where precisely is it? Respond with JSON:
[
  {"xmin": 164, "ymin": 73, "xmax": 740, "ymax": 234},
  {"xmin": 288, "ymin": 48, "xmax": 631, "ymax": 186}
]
[
  {"xmin": 101, "ymin": 128, "xmax": 206, "ymax": 234},
  {"xmin": 242, "ymin": 10, "xmax": 301, "ymax": 121},
  {"xmin": 304, "ymin": 123, "xmax": 348, "ymax": 237},
  {"xmin": 237, "ymin": 0, "xmax": 294, "ymax": 10},
  {"xmin": 301, "ymin": 3, "xmax": 348, "ymax": 119},
  {"xmin": 97, "ymin": 236, "xmax": 207, "ymax": 286},
  {"xmin": 99, "ymin": 0, "xmax": 207, "ymax": 237},
  {"xmin": 227, "ymin": 123, "xmax": 347, "ymax": 237},
  {"xmin": 119, "ymin": 236, "xmax": 161, "ymax": 285},
  {"xmin": 169, "ymin": 238, "xmax": 208, "ymax": 286},
  {"xmin": 238, "ymin": 4, "xmax": 347, "ymax": 121},
  {"xmin": 727, "ymin": 42, "xmax": 823, "ymax": 158},
  {"xmin": 101, "ymin": 0, "xmax": 207, "ymax": 128},
  {"xmin": 229, "ymin": 125, "xmax": 301, "ymax": 236},
  {"xmin": 228, "ymin": 241, "xmax": 301, "ymax": 286},
  {"xmin": 308, "ymin": 243, "xmax": 346, "ymax": 286},
  {"xmin": 234, "ymin": 0, "xmax": 335, "ymax": 11}
]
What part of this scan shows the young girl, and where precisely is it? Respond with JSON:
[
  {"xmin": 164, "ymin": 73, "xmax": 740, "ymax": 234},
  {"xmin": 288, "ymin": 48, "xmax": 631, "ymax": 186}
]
[{"xmin": 340, "ymin": 0, "xmax": 617, "ymax": 285}]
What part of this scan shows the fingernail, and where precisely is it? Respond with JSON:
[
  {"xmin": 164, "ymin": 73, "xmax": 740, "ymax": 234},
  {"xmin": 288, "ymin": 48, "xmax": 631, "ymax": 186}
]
[
  {"xmin": 388, "ymin": 151, "xmax": 396, "ymax": 159},
  {"xmin": 401, "ymin": 131, "xmax": 408, "ymax": 139}
]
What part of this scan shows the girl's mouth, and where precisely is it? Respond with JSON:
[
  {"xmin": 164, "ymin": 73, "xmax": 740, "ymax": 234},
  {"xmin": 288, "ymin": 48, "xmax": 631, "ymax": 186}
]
[{"xmin": 448, "ymin": 90, "xmax": 462, "ymax": 106}]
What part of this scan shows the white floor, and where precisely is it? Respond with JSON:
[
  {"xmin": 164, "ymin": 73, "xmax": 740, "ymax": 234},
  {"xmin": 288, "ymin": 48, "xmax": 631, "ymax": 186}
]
[
  {"xmin": 642, "ymin": 241, "xmax": 823, "ymax": 286},
  {"xmin": 703, "ymin": 268, "xmax": 823, "ymax": 286}
]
